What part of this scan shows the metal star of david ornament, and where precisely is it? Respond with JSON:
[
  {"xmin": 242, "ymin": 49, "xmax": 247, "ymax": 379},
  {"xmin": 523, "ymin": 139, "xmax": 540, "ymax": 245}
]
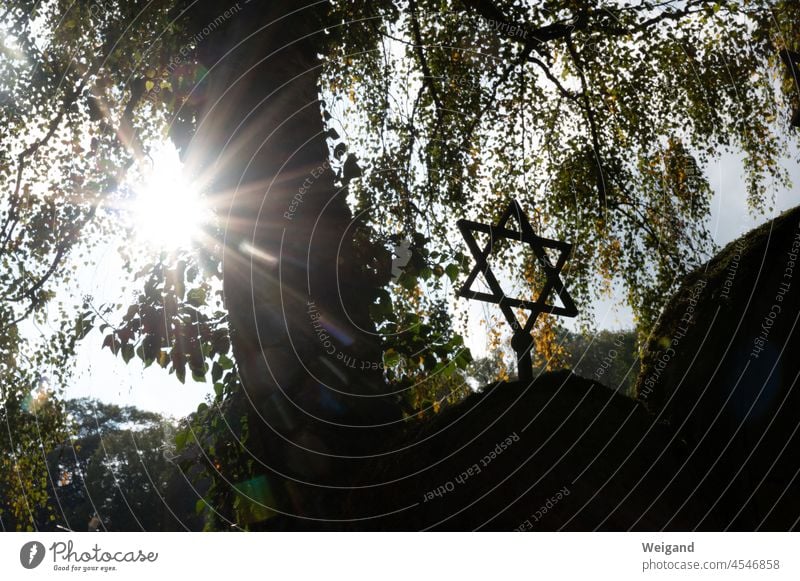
[{"xmin": 456, "ymin": 199, "xmax": 578, "ymax": 383}]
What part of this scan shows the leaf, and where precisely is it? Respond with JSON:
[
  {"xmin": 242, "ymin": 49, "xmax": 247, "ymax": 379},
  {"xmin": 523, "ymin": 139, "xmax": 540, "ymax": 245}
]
[
  {"xmin": 187, "ymin": 287, "xmax": 206, "ymax": 307},
  {"xmin": 175, "ymin": 429, "xmax": 188, "ymax": 451},
  {"xmin": 75, "ymin": 314, "xmax": 93, "ymax": 340},
  {"xmin": 122, "ymin": 304, "xmax": 139, "ymax": 321},
  {"xmin": 445, "ymin": 264, "xmax": 459, "ymax": 283},
  {"xmin": 383, "ymin": 348, "xmax": 401, "ymax": 367},
  {"xmin": 103, "ymin": 334, "xmax": 119, "ymax": 355},
  {"xmin": 121, "ymin": 344, "xmax": 135, "ymax": 364},
  {"xmin": 396, "ymin": 272, "xmax": 417, "ymax": 290},
  {"xmin": 212, "ymin": 332, "xmax": 230, "ymax": 356},
  {"xmin": 157, "ymin": 350, "xmax": 169, "ymax": 368},
  {"xmin": 212, "ymin": 361, "xmax": 223, "ymax": 383}
]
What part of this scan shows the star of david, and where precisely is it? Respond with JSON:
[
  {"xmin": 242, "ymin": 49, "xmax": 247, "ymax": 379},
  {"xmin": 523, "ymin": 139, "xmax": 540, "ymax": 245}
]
[{"xmin": 457, "ymin": 199, "xmax": 578, "ymax": 340}]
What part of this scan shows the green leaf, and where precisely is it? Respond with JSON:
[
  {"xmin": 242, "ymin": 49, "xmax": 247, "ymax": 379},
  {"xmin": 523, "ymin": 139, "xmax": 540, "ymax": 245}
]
[
  {"xmin": 175, "ymin": 429, "xmax": 188, "ymax": 451},
  {"xmin": 445, "ymin": 264, "xmax": 459, "ymax": 283},
  {"xmin": 397, "ymin": 272, "xmax": 417, "ymax": 290},
  {"xmin": 383, "ymin": 348, "xmax": 401, "ymax": 367},
  {"xmin": 187, "ymin": 287, "xmax": 206, "ymax": 307},
  {"xmin": 121, "ymin": 344, "xmax": 135, "ymax": 364},
  {"xmin": 75, "ymin": 314, "xmax": 93, "ymax": 340},
  {"xmin": 102, "ymin": 334, "xmax": 118, "ymax": 354}
]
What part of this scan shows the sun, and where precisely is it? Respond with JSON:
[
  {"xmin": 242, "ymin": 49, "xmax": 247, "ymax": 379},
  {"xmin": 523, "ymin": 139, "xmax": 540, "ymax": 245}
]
[{"xmin": 131, "ymin": 143, "xmax": 209, "ymax": 250}]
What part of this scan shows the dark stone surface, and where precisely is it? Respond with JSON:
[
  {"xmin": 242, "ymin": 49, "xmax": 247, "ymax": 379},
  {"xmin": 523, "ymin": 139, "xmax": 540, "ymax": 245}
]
[{"xmin": 635, "ymin": 205, "xmax": 800, "ymax": 530}]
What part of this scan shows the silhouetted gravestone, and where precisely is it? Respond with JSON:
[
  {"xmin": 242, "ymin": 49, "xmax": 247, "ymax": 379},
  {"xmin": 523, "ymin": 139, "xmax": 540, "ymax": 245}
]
[
  {"xmin": 636, "ymin": 206, "xmax": 800, "ymax": 530},
  {"xmin": 343, "ymin": 371, "xmax": 695, "ymax": 531},
  {"xmin": 337, "ymin": 209, "xmax": 800, "ymax": 531}
]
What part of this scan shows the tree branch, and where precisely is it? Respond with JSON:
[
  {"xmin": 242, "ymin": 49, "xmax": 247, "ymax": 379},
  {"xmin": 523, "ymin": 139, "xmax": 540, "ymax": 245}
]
[
  {"xmin": 5, "ymin": 203, "xmax": 98, "ymax": 304},
  {"xmin": 527, "ymin": 54, "xmax": 578, "ymax": 100},
  {"xmin": 407, "ymin": 0, "xmax": 444, "ymax": 129},
  {"xmin": 1, "ymin": 82, "xmax": 86, "ymax": 249},
  {"xmin": 457, "ymin": 42, "xmax": 534, "ymax": 156},
  {"xmin": 458, "ymin": 0, "xmax": 583, "ymax": 47},
  {"xmin": 565, "ymin": 35, "xmax": 607, "ymax": 213},
  {"xmin": 3, "ymin": 68, "xmax": 146, "ymax": 313},
  {"xmin": 459, "ymin": 0, "xmax": 720, "ymax": 49}
]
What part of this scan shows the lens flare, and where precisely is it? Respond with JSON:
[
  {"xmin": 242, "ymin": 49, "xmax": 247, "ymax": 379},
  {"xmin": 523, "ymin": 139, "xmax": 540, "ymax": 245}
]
[{"xmin": 131, "ymin": 144, "xmax": 209, "ymax": 250}]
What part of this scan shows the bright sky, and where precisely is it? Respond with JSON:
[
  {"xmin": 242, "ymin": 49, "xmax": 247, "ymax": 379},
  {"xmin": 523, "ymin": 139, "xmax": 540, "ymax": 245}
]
[
  {"xmin": 61, "ymin": 143, "xmax": 215, "ymax": 419},
  {"xmin": 463, "ymin": 147, "xmax": 800, "ymax": 358},
  {"xmin": 65, "ymin": 256, "xmax": 214, "ymax": 420},
  {"xmin": 51, "ymin": 141, "xmax": 800, "ymax": 418}
]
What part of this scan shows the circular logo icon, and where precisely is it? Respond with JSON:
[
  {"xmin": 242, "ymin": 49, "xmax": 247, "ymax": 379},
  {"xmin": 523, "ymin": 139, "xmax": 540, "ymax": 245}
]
[{"xmin": 20, "ymin": 541, "xmax": 46, "ymax": 569}]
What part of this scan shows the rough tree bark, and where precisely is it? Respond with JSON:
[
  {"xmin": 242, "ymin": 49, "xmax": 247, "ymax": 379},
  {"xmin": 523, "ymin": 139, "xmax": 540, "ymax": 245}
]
[{"xmin": 177, "ymin": 1, "xmax": 402, "ymax": 525}]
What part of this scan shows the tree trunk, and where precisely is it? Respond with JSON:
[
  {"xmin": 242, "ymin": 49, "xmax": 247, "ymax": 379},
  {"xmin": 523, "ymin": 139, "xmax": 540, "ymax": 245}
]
[{"xmin": 179, "ymin": 1, "xmax": 401, "ymax": 525}]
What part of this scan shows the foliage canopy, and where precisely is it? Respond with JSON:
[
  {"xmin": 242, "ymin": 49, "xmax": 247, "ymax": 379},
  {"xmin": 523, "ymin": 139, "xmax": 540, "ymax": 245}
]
[{"xmin": 3, "ymin": 0, "xmax": 800, "ymax": 529}]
